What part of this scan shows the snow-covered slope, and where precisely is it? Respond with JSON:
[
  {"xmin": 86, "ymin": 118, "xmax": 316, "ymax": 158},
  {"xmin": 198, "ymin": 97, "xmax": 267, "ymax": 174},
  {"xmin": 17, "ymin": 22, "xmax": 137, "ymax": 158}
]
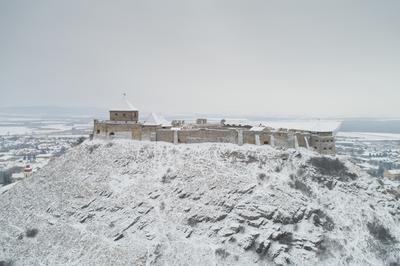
[{"xmin": 1, "ymin": 140, "xmax": 399, "ymax": 266}]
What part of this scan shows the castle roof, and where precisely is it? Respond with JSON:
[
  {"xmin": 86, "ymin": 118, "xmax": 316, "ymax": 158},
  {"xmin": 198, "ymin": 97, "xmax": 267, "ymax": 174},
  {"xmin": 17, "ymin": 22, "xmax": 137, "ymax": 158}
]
[
  {"xmin": 225, "ymin": 119, "xmax": 341, "ymax": 133},
  {"xmin": 110, "ymin": 94, "xmax": 138, "ymax": 111},
  {"xmin": 250, "ymin": 126, "xmax": 266, "ymax": 132},
  {"xmin": 143, "ymin": 113, "xmax": 170, "ymax": 127}
]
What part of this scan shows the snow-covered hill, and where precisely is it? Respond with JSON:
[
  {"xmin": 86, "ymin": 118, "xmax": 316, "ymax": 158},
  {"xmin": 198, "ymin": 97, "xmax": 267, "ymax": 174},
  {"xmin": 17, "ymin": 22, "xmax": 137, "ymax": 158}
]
[{"xmin": 1, "ymin": 140, "xmax": 399, "ymax": 265}]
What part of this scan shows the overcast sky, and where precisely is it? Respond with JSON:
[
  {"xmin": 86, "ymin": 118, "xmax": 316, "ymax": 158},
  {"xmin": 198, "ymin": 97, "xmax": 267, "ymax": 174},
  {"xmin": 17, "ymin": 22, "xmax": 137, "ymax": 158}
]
[{"xmin": 0, "ymin": 0, "xmax": 399, "ymax": 117}]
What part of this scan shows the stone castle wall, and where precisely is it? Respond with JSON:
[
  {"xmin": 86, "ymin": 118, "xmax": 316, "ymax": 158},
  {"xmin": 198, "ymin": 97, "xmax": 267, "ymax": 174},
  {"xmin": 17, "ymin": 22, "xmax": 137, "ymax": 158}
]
[
  {"xmin": 109, "ymin": 111, "xmax": 138, "ymax": 122},
  {"xmin": 156, "ymin": 130, "xmax": 175, "ymax": 143},
  {"xmin": 177, "ymin": 129, "xmax": 238, "ymax": 144},
  {"xmin": 93, "ymin": 120, "xmax": 141, "ymax": 139},
  {"xmin": 243, "ymin": 131, "xmax": 271, "ymax": 145},
  {"xmin": 93, "ymin": 120, "xmax": 336, "ymax": 155},
  {"xmin": 309, "ymin": 134, "xmax": 336, "ymax": 155}
]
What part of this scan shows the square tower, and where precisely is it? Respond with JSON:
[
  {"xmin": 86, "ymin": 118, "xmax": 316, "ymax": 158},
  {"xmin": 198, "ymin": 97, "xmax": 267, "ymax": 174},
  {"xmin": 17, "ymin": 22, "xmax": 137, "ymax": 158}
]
[{"xmin": 109, "ymin": 110, "xmax": 138, "ymax": 122}]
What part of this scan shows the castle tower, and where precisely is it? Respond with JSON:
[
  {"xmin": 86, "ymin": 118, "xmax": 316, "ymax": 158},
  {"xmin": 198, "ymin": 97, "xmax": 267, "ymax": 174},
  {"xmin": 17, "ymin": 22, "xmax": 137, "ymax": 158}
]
[{"xmin": 109, "ymin": 93, "xmax": 139, "ymax": 122}]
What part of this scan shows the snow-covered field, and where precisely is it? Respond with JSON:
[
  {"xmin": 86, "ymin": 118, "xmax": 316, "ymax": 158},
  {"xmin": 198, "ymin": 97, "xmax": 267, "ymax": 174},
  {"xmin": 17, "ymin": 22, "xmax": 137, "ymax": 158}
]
[
  {"xmin": 0, "ymin": 126, "xmax": 33, "ymax": 135},
  {"xmin": 0, "ymin": 140, "xmax": 399, "ymax": 265},
  {"xmin": 337, "ymin": 132, "xmax": 400, "ymax": 141},
  {"xmin": 0, "ymin": 121, "xmax": 92, "ymax": 136}
]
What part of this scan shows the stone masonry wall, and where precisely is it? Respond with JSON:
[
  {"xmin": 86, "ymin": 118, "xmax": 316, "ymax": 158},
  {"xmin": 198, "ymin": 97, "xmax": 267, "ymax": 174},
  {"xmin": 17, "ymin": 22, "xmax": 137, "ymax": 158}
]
[
  {"xmin": 109, "ymin": 111, "xmax": 138, "ymax": 122},
  {"xmin": 309, "ymin": 134, "xmax": 335, "ymax": 155},
  {"xmin": 243, "ymin": 131, "xmax": 271, "ymax": 145},
  {"xmin": 93, "ymin": 120, "xmax": 335, "ymax": 155},
  {"xmin": 177, "ymin": 129, "xmax": 238, "ymax": 144},
  {"xmin": 156, "ymin": 129, "xmax": 175, "ymax": 143},
  {"xmin": 93, "ymin": 120, "xmax": 141, "ymax": 139}
]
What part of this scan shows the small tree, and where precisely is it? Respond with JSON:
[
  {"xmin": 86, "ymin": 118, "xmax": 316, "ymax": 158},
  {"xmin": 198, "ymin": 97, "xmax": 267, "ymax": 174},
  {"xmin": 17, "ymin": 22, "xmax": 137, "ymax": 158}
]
[
  {"xmin": 0, "ymin": 170, "xmax": 12, "ymax": 185},
  {"xmin": 377, "ymin": 165, "xmax": 385, "ymax": 177},
  {"xmin": 73, "ymin": 137, "xmax": 86, "ymax": 146}
]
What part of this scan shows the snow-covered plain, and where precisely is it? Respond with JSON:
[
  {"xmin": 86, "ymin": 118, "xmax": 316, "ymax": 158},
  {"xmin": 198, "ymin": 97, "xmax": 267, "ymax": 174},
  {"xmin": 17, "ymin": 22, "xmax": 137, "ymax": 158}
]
[
  {"xmin": 0, "ymin": 140, "xmax": 399, "ymax": 265},
  {"xmin": 337, "ymin": 132, "xmax": 400, "ymax": 141},
  {"xmin": 0, "ymin": 126, "xmax": 33, "ymax": 135},
  {"xmin": 0, "ymin": 115, "xmax": 92, "ymax": 136}
]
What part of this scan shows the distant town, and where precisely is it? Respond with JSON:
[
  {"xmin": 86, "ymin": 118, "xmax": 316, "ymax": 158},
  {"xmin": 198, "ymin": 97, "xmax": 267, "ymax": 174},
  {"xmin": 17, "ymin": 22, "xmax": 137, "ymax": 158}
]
[
  {"xmin": 0, "ymin": 114, "xmax": 91, "ymax": 186},
  {"xmin": 336, "ymin": 133, "xmax": 400, "ymax": 179}
]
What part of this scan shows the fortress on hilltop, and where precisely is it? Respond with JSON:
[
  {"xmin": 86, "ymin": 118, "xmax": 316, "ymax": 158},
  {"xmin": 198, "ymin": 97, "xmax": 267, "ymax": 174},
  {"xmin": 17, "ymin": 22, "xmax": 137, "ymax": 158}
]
[{"xmin": 93, "ymin": 95, "xmax": 336, "ymax": 155}]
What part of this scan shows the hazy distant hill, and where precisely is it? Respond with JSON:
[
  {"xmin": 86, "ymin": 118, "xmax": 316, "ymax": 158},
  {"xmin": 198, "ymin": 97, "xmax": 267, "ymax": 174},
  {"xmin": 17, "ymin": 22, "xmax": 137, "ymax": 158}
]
[
  {"xmin": 339, "ymin": 119, "xmax": 400, "ymax": 134},
  {"xmin": 0, "ymin": 106, "xmax": 107, "ymax": 119},
  {"xmin": 2, "ymin": 107, "xmax": 400, "ymax": 134}
]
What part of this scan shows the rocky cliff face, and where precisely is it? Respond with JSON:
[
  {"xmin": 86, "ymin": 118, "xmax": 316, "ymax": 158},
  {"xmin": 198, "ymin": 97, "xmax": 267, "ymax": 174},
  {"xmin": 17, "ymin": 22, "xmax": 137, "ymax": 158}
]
[{"xmin": 1, "ymin": 140, "xmax": 399, "ymax": 265}]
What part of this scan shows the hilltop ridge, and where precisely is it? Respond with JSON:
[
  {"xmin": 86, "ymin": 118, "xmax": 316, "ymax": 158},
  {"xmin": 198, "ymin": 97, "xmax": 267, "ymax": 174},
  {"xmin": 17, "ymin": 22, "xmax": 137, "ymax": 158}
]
[{"xmin": 0, "ymin": 140, "xmax": 399, "ymax": 265}]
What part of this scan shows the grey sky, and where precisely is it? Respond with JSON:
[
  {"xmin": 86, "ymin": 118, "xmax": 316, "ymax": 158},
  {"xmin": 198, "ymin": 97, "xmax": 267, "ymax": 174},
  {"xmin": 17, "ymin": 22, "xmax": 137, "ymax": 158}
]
[{"xmin": 0, "ymin": 0, "xmax": 399, "ymax": 117}]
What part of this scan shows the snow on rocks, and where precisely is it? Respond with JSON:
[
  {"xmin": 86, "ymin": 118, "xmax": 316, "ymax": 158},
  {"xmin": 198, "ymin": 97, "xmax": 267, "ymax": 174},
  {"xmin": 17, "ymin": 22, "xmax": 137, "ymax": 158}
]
[{"xmin": 0, "ymin": 139, "xmax": 400, "ymax": 265}]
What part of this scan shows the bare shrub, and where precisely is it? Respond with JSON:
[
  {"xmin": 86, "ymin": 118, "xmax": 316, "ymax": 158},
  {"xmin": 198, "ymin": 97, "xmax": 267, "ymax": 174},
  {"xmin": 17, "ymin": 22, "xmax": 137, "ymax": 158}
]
[
  {"xmin": 25, "ymin": 228, "xmax": 38, "ymax": 238},
  {"xmin": 215, "ymin": 248, "xmax": 230, "ymax": 259},
  {"xmin": 289, "ymin": 179, "xmax": 313, "ymax": 197},
  {"xmin": 73, "ymin": 137, "xmax": 86, "ymax": 147},
  {"xmin": 221, "ymin": 151, "xmax": 245, "ymax": 161},
  {"xmin": 309, "ymin": 157, "xmax": 357, "ymax": 181},
  {"xmin": 0, "ymin": 260, "xmax": 14, "ymax": 266},
  {"xmin": 309, "ymin": 157, "xmax": 346, "ymax": 175},
  {"xmin": 105, "ymin": 142, "xmax": 113, "ymax": 148},
  {"xmin": 258, "ymin": 173, "xmax": 268, "ymax": 182},
  {"xmin": 245, "ymin": 155, "xmax": 258, "ymax": 164},
  {"xmin": 386, "ymin": 188, "xmax": 400, "ymax": 200},
  {"xmin": 367, "ymin": 219, "xmax": 396, "ymax": 245},
  {"xmin": 315, "ymin": 237, "xmax": 342, "ymax": 260},
  {"xmin": 87, "ymin": 144, "xmax": 100, "ymax": 154},
  {"xmin": 274, "ymin": 165, "xmax": 282, "ymax": 173},
  {"xmin": 307, "ymin": 209, "xmax": 334, "ymax": 231},
  {"xmin": 161, "ymin": 168, "xmax": 177, "ymax": 183}
]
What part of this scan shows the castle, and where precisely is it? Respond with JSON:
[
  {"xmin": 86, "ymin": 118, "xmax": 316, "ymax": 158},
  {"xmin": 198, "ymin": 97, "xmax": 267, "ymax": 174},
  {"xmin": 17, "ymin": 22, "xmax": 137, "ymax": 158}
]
[{"xmin": 93, "ymin": 98, "xmax": 336, "ymax": 155}]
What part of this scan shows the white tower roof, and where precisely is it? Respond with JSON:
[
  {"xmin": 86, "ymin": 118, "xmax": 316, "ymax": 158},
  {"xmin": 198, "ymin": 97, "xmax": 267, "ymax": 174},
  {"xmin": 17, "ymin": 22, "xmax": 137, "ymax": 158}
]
[
  {"xmin": 143, "ymin": 113, "xmax": 170, "ymax": 127},
  {"xmin": 110, "ymin": 93, "xmax": 138, "ymax": 111}
]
